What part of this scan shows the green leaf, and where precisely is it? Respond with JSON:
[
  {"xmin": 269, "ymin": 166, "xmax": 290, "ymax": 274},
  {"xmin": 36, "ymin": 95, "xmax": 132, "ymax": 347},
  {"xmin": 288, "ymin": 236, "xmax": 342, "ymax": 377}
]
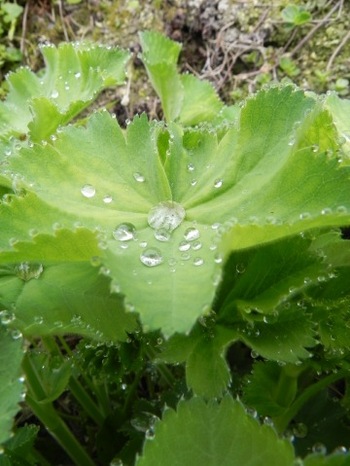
[
  {"xmin": 2, "ymin": 83, "xmax": 350, "ymax": 339},
  {"xmin": 0, "ymin": 262, "xmax": 137, "ymax": 342},
  {"xmin": 0, "ymin": 326, "xmax": 24, "ymax": 445},
  {"xmin": 0, "ymin": 42, "xmax": 129, "ymax": 143},
  {"xmin": 2, "ymin": 425, "xmax": 39, "ymax": 464},
  {"xmin": 136, "ymin": 396, "xmax": 295, "ymax": 466},
  {"xmin": 324, "ymin": 92, "xmax": 350, "ymax": 161},
  {"xmin": 139, "ymin": 31, "xmax": 224, "ymax": 125},
  {"xmin": 139, "ymin": 31, "xmax": 183, "ymax": 122},
  {"xmin": 243, "ymin": 362, "xmax": 298, "ymax": 417},
  {"xmin": 303, "ymin": 452, "xmax": 350, "ymax": 465},
  {"xmin": 160, "ymin": 324, "xmax": 234, "ymax": 398}
]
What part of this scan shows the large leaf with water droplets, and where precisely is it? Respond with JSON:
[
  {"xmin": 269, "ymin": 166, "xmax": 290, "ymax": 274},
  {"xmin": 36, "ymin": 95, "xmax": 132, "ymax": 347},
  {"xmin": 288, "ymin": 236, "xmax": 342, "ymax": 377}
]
[
  {"xmin": 0, "ymin": 326, "xmax": 24, "ymax": 445},
  {"xmin": 136, "ymin": 396, "xmax": 295, "ymax": 466},
  {"xmin": 2, "ymin": 83, "xmax": 350, "ymax": 338},
  {"xmin": 0, "ymin": 42, "xmax": 129, "ymax": 145}
]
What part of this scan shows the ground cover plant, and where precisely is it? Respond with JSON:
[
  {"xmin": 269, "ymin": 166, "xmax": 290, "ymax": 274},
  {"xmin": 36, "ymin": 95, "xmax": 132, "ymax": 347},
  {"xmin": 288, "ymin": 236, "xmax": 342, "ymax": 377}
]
[{"xmin": 0, "ymin": 29, "xmax": 350, "ymax": 465}]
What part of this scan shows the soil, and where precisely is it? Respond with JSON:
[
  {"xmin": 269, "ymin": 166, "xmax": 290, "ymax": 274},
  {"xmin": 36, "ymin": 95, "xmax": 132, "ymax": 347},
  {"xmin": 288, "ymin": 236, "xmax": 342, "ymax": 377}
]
[{"xmin": 16, "ymin": 0, "xmax": 350, "ymax": 119}]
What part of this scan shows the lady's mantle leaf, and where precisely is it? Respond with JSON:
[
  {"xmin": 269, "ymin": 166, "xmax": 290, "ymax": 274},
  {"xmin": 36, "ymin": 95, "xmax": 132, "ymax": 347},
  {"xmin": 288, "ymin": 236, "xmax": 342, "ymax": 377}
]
[
  {"xmin": 0, "ymin": 42, "xmax": 129, "ymax": 144},
  {"xmin": 140, "ymin": 31, "xmax": 224, "ymax": 125},
  {"xmin": 2, "ymin": 82, "xmax": 350, "ymax": 338},
  {"xmin": 136, "ymin": 396, "xmax": 295, "ymax": 466},
  {"xmin": 0, "ymin": 325, "xmax": 24, "ymax": 444}
]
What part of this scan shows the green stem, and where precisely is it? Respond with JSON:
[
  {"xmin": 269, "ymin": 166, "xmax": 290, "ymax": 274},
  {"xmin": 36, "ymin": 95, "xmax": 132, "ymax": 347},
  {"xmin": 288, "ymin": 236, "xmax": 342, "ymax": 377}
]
[
  {"xmin": 69, "ymin": 377, "xmax": 104, "ymax": 427},
  {"xmin": 145, "ymin": 346, "xmax": 176, "ymax": 387},
  {"xmin": 23, "ymin": 353, "xmax": 95, "ymax": 466},
  {"xmin": 274, "ymin": 368, "xmax": 349, "ymax": 433}
]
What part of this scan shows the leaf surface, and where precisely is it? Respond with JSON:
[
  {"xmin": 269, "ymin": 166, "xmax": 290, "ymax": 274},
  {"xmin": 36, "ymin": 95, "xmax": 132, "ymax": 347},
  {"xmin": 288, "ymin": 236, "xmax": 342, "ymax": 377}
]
[
  {"xmin": 0, "ymin": 326, "xmax": 24, "ymax": 444},
  {"xmin": 136, "ymin": 396, "xmax": 295, "ymax": 466}
]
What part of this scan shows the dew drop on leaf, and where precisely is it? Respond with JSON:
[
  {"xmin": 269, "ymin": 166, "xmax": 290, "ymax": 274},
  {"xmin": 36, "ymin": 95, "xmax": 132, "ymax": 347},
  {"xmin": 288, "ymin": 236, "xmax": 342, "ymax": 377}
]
[
  {"xmin": 192, "ymin": 241, "xmax": 202, "ymax": 251},
  {"xmin": 236, "ymin": 263, "xmax": 245, "ymax": 274},
  {"xmin": 214, "ymin": 179, "xmax": 223, "ymax": 188},
  {"xmin": 193, "ymin": 257, "xmax": 204, "ymax": 266},
  {"xmin": 184, "ymin": 227, "xmax": 200, "ymax": 241},
  {"xmin": 81, "ymin": 184, "xmax": 96, "ymax": 198},
  {"xmin": 187, "ymin": 163, "xmax": 195, "ymax": 172},
  {"xmin": 336, "ymin": 205, "xmax": 347, "ymax": 213},
  {"xmin": 299, "ymin": 212, "xmax": 311, "ymax": 220},
  {"xmin": 0, "ymin": 310, "xmax": 15, "ymax": 325},
  {"xmin": 179, "ymin": 240, "xmax": 190, "ymax": 252},
  {"xmin": 312, "ymin": 443, "xmax": 327, "ymax": 454},
  {"xmin": 74, "ymin": 71, "xmax": 81, "ymax": 79},
  {"xmin": 51, "ymin": 89, "xmax": 59, "ymax": 99},
  {"xmin": 103, "ymin": 195, "xmax": 113, "ymax": 204},
  {"xmin": 113, "ymin": 223, "xmax": 136, "ymax": 241},
  {"xmin": 148, "ymin": 201, "xmax": 186, "ymax": 232},
  {"xmin": 321, "ymin": 207, "xmax": 332, "ymax": 215},
  {"xmin": 133, "ymin": 172, "xmax": 145, "ymax": 183},
  {"xmin": 11, "ymin": 329, "xmax": 22, "ymax": 340},
  {"xmin": 15, "ymin": 262, "xmax": 44, "ymax": 281},
  {"xmin": 140, "ymin": 248, "xmax": 163, "ymax": 267}
]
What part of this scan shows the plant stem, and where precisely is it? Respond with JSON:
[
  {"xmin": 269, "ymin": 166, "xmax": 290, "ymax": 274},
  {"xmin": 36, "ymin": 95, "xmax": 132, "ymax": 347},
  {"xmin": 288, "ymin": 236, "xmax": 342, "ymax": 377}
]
[
  {"xmin": 274, "ymin": 368, "xmax": 349, "ymax": 432},
  {"xmin": 23, "ymin": 353, "xmax": 95, "ymax": 466}
]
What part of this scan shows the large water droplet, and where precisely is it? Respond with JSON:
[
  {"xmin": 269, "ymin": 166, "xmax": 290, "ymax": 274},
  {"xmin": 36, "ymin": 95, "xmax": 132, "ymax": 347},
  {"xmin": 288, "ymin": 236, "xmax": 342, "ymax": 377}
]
[
  {"xmin": 184, "ymin": 227, "xmax": 200, "ymax": 241},
  {"xmin": 148, "ymin": 201, "xmax": 185, "ymax": 232},
  {"xmin": 113, "ymin": 223, "xmax": 136, "ymax": 241},
  {"xmin": 15, "ymin": 262, "xmax": 44, "ymax": 281},
  {"xmin": 140, "ymin": 248, "xmax": 163, "ymax": 267},
  {"xmin": 0, "ymin": 310, "xmax": 15, "ymax": 325},
  {"xmin": 81, "ymin": 184, "xmax": 96, "ymax": 198}
]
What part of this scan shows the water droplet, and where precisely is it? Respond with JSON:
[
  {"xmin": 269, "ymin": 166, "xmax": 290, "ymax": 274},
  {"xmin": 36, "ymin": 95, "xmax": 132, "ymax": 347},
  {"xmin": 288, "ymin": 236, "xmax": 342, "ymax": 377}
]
[
  {"xmin": 211, "ymin": 223, "xmax": 221, "ymax": 230},
  {"xmin": 214, "ymin": 253, "xmax": 222, "ymax": 263},
  {"xmin": 145, "ymin": 427, "xmax": 155, "ymax": 440},
  {"xmin": 113, "ymin": 223, "xmax": 136, "ymax": 241},
  {"xmin": 11, "ymin": 329, "xmax": 22, "ymax": 340},
  {"xmin": 187, "ymin": 163, "xmax": 195, "ymax": 172},
  {"xmin": 214, "ymin": 179, "xmax": 223, "ymax": 188},
  {"xmin": 321, "ymin": 207, "xmax": 332, "ymax": 215},
  {"xmin": 190, "ymin": 179, "xmax": 197, "ymax": 186},
  {"xmin": 0, "ymin": 310, "xmax": 15, "ymax": 325},
  {"xmin": 312, "ymin": 443, "xmax": 327, "ymax": 454},
  {"xmin": 103, "ymin": 195, "xmax": 113, "ymax": 204},
  {"xmin": 299, "ymin": 212, "xmax": 311, "ymax": 220},
  {"xmin": 236, "ymin": 263, "xmax": 245, "ymax": 274},
  {"xmin": 181, "ymin": 252, "xmax": 191, "ymax": 261},
  {"xmin": 293, "ymin": 422, "xmax": 308, "ymax": 438},
  {"xmin": 51, "ymin": 89, "xmax": 59, "ymax": 99},
  {"xmin": 81, "ymin": 184, "xmax": 96, "ymax": 198},
  {"xmin": 74, "ymin": 71, "xmax": 81, "ymax": 78},
  {"xmin": 193, "ymin": 257, "xmax": 204, "ymax": 266},
  {"xmin": 312, "ymin": 144, "xmax": 319, "ymax": 153},
  {"xmin": 154, "ymin": 228, "xmax": 171, "ymax": 242},
  {"xmin": 15, "ymin": 262, "xmax": 44, "ymax": 281},
  {"xmin": 139, "ymin": 241, "xmax": 148, "ymax": 248},
  {"xmin": 179, "ymin": 240, "xmax": 190, "ymax": 252},
  {"xmin": 148, "ymin": 201, "xmax": 186, "ymax": 232},
  {"xmin": 192, "ymin": 241, "xmax": 202, "ymax": 251},
  {"xmin": 184, "ymin": 227, "xmax": 200, "ymax": 241},
  {"xmin": 133, "ymin": 172, "xmax": 145, "ymax": 182},
  {"xmin": 336, "ymin": 205, "xmax": 347, "ymax": 213},
  {"xmin": 140, "ymin": 248, "xmax": 163, "ymax": 267}
]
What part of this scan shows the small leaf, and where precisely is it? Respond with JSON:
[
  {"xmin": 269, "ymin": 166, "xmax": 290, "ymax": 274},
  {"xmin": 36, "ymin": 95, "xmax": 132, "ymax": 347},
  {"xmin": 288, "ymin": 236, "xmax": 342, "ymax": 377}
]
[{"xmin": 136, "ymin": 396, "xmax": 295, "ymax": 466}]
